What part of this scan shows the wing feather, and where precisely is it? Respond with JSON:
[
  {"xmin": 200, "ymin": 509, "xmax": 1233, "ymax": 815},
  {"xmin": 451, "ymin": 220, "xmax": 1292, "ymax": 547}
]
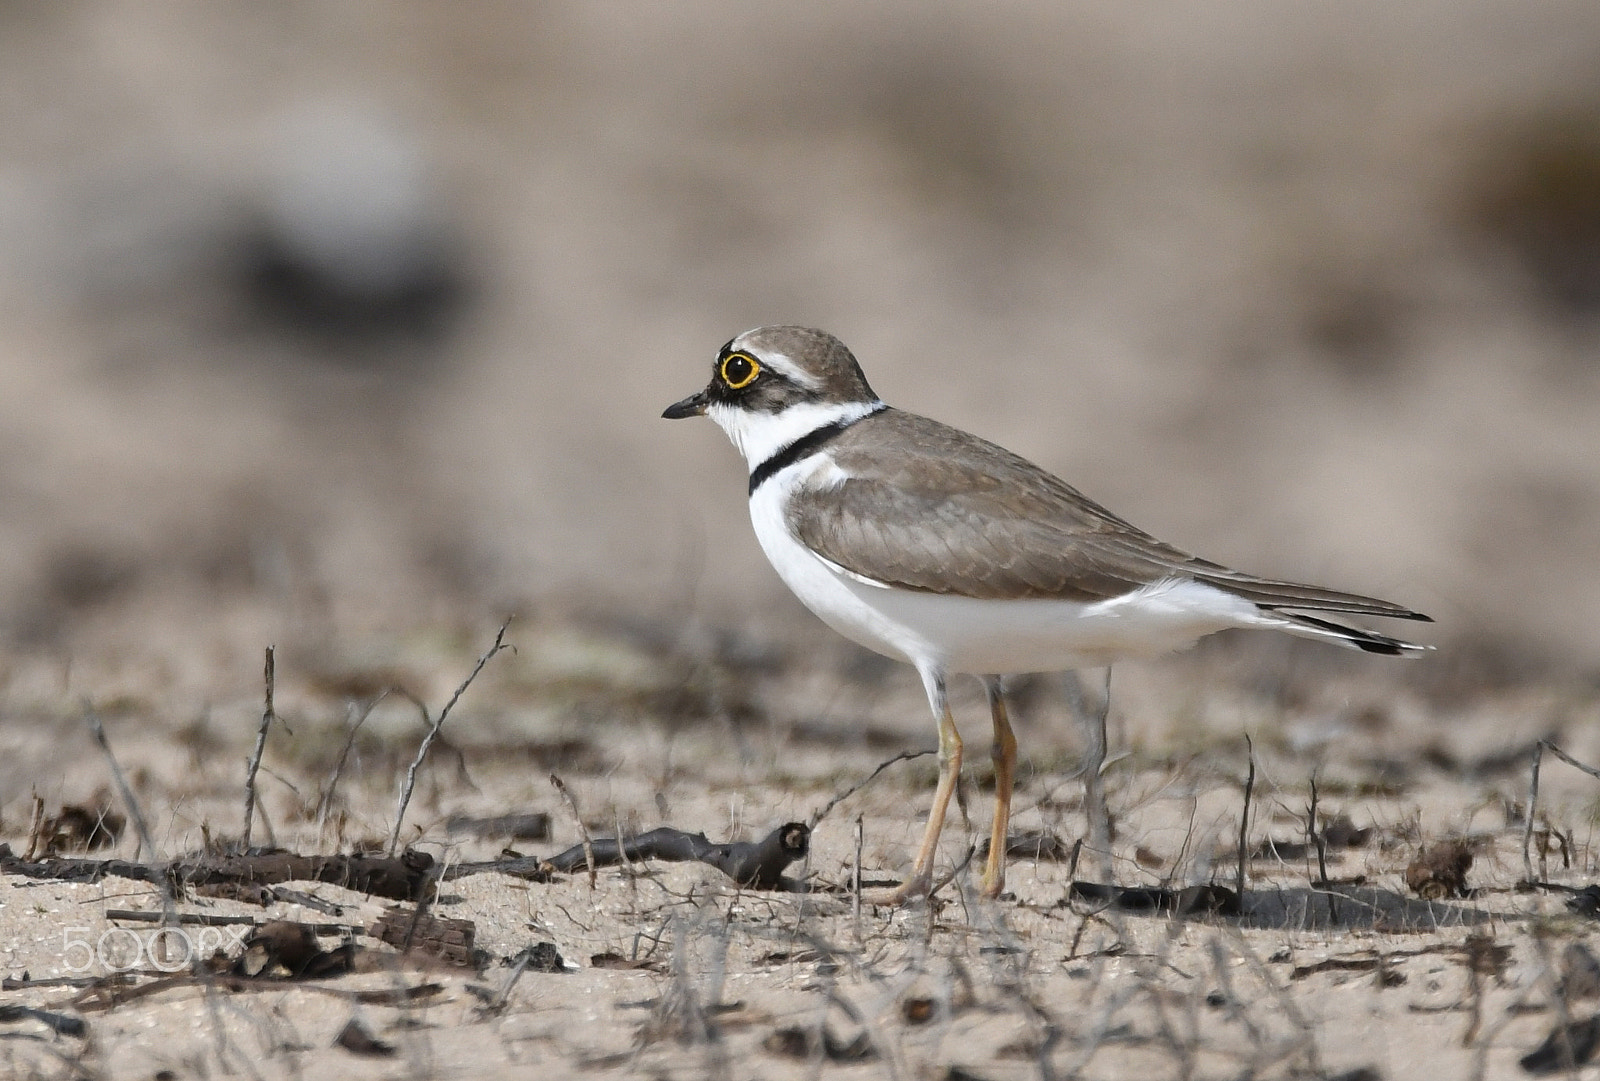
[{"xmin": 788, "ymin": 409, "xmax": 1429, "ymax": 621}]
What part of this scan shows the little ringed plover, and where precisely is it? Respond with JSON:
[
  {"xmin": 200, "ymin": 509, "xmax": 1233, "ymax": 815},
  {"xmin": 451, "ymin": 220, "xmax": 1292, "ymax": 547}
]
[{"xmin": 664, "ymin": 325, "xmax": 1430, "ymax": 903}]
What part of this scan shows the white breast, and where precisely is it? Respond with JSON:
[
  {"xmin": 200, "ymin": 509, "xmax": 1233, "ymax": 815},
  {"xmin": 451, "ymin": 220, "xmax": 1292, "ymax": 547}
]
[{"xmin": 748, "ymin": 457, "xmax": 933, "ymax": 665}]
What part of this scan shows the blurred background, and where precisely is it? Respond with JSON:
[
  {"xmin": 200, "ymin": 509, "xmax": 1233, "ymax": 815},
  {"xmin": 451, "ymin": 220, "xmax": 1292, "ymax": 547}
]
[{"xmin": 2, "ymin": 0, "xmax": 1599, "ymax": 708}]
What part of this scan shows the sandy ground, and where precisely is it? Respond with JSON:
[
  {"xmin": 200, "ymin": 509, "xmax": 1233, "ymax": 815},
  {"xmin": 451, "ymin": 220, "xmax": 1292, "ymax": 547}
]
[
  {"xmin": 1, "ymin": 621, "xmax": 1599, "ymax": 1079},
  {"xmin": 4, "ymin": 3, "xmax": 1600, "ymax": 1078}
]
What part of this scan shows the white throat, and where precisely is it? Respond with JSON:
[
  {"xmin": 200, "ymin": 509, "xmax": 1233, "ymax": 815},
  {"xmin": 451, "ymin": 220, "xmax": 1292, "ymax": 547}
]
[{"xmin": 707, "ymin": 399, "xmax": 884, "ymax": 473}]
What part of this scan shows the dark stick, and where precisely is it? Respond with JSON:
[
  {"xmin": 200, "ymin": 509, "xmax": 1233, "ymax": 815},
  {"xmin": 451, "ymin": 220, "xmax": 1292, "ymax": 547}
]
[
  {"xmin": 2, "ymin": 849, "xmax": 434, "ymax": 902},
  {"xmin": 1236, "ymin": 734, "xmax": 1255, "ymax": 901},
  {"xmin": 536, "ymin": 822, "xmax": 810, "ymax": 889},
  {"xmin": 1309, "ymin": 770, "xmax": 1329, "ymax": 885},
  {"xmin": 851, "ymin": 814, "xmax": 864, "ymax": 927},
  {"xmin": 389, "ymin": 622, "xmax": 512, "ymax": 855},
  {"xmin": 1523, "ymin": 741, "xmax": 1543, "ymax": 885},
  {"xmin": 242, "ymin": 646, "xmax": 276, "ymax": 850}
]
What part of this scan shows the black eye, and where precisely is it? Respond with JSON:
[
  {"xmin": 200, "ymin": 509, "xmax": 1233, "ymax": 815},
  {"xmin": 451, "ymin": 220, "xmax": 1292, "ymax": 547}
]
[{"xmin": 720, "ymin": 352, "xmax": 759, "ymax": 390}]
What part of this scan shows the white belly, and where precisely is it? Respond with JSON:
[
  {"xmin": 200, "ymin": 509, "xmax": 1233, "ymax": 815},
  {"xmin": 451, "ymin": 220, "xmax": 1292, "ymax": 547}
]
[{"xmin": 748, "ymin": 468, "xmax": 1265, "ymax": 676}]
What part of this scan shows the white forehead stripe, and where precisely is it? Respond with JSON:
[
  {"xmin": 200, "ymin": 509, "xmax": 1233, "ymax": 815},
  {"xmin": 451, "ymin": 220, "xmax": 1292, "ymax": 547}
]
[{"xmin": 751, "ymin": 348, "xmax": 820, "ymax": 390}]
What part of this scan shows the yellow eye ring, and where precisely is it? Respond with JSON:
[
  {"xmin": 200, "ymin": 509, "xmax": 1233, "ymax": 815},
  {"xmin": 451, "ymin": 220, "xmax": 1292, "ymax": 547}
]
[{"xmin": 720, "ymin": 352, "xmax": 760, "ymax": 390}]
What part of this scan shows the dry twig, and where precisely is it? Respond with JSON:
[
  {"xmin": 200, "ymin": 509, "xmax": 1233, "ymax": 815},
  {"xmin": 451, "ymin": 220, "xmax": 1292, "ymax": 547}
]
[
  {"xmin": 550, "ymin": 773, "xmax": 597, "ymax": 888},
  {"xmin": 314, "ymin": 691, "xmax": 389, "ymax": 837},
  {"xmin": 1236, "ymin": 734, "xmax": 1255, "ymax": 900},
  {"xmin": 389, "ymin": 622, "xmax": 512, "ymax": 855},
  {"xmin": 1307, "ymin": 770, "xmax": 1330, "ymax": 885},
  {"xmin": 242, "ymin": 646, "xmax": 277, "ymax": 850},
  {"xmin": 1524, "ymin": 740, "xmax": 1543, "ymax": 884},
  {"xmin": 1524, "ymin": 739, "xmax": 1600, "ymax": 884},
  {"xmin": 808, "ymin": 749, "xmax": 934, "ymax": 828},
  {"xmin": 24, "ymin": 792, "xmax": 44, "ymax": 862},
  {"xmin": 851, "ymin": 814, "xmax": 864, "ymax": 929},
  {"xmin": 1082, "ymin": 668, "xmax": 1115, "ymax": 880}
]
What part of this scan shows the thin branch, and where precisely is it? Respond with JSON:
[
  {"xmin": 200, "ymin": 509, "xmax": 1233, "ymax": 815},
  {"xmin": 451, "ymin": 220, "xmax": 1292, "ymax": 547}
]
[
  {"xmin": 808, "ymin": 749, "xmax": 934, "ymax": 829},
  {"xmin": 1523, "ymin": 742, "xmax": 1543, "ymax": 885},
  {"xmin": 1236, "ymin": 735, "xmax": 1255, "ymax": 901},
  {"xmin": 85, "ymin": 708, "xmax": 157, "ymax": 864},
  {"xmin": 24, "ymin": 792, "xmax": 44, "ymax": 862},
  {"xmin": 1542, "ymin": 739, "xmax": 1600, "ymax": 781},
  {"xmin": 85, "ymin": 706, "xmax": 175, "ymax": 922},
  {"xmin": 1521, "ymin": 740, "xmax": 1600, "ymax": 885},
  {"xmin": 314, "ymin": 691, "xmax": 389, "ymax": 835},
  {"xmin": 484, "ymin": 947, "xmax": 535, "ymax": 1016},
  {"xmin": 241, "ymin": 646, "xmax": 276, "ymax": 850},
  {"xmin": 928, "ymin": 844, "xmax": 978, "ymax": 899},
  {"xmin": 1309, "ymin": 769, "xmax": 1329, "ymax": 886},
  {"xmin": 1082, "ymin": 668, "xmax": 1114, "ymax": 881},
  {"xmin": 851, "ymin": 814, "xmax": 864, "ymax": 931},
  {"xmin": 389, "ymin": 622, "xmax": 513, "ymax": 856},
  {"xmin": 550, "ymin": 773, "xmax": 597, "ymax": 889}
]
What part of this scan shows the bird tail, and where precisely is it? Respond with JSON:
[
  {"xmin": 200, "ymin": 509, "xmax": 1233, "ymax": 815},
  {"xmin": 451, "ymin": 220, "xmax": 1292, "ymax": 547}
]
[
  {"xmin": 1271, "ymin": 610, "xmax": 1430, "ymax": 656},
  {"xmin": 1192, "ymin": 568, "xmax": 1432, "ymax": 655}
]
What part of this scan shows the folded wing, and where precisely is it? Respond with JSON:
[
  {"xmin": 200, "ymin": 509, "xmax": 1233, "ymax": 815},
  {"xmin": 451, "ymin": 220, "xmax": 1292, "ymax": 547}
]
[{"xmin": 790, "ymin": 409, "xmax": 1429, "ymax": 625}]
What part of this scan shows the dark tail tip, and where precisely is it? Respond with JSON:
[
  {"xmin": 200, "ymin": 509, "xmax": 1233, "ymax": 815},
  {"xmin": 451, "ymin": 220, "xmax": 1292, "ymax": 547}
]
[
  {"xmin": 1353, "ymin": 638, "xmax": 1407, "ymax": 656},
  {"xmin": 1288, "ymin": 612, "xmax": 1427, "ymax": 655}
]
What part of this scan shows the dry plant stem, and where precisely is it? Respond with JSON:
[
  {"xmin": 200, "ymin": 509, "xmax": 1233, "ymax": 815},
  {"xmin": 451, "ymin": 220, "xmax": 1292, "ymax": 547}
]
[
  {"xmin": 1080, "ymin": 668, "xmax": 1115, "ymax": 881},
  {"xmin": 808, "ymin": 749, "xmax": 934, "ymax": 828},
  {"xmin": 1308, "ymin": 769, "xmax": 1329, "ymax": 884},
  {"xmin": 242, "ymin": 645, "xmax": 276, "ymax": 850},
  {"xmin": 24, "ymin": 792, "xmax": 43, "ymax": 862},
  {"xmin": 614, "ymin": 806, "xmax": 636, "ymax": 884},
  {"xmin": 389, "ymin": 621, "xmax": 512, "ymax": 856},
  {"xmin": 551, "ymin": 773, "xmax": 597, "ymax": 889},
  {"xmin": 314, "ymin": 691, "xmax": 388, "ymax": 836},
  {"xmin": 1523, "ymin": 739, "xmax": 1600, "ymax": 883},
  {"xmin": 928, "ymin": 844, "xmax": 977, "ymax": 899},
  {"xmin": 1236, "ymin": 734, "xmax": 1255, "ymax": 900},
  {"xmin": 852, "ymin": 814, "xmax": 864, "ymax": 929},
  {"xmin": 1542, "ymin": 739, "xmax": 1600, "ymax": 780},
  {"xmin": 488, "ymin": 948, "xmax": 534, "ymax": 1014},
  {"xmin": 86, "ymin": 709, "xmax": 157, "ymax": 863},
  {"xmin": 1523, "ymin": 741, "xmax": 1542, "ymax": 884},
  {"xmin": 85, "ymin": 707, "xmax": 174, "ymax": 923}
]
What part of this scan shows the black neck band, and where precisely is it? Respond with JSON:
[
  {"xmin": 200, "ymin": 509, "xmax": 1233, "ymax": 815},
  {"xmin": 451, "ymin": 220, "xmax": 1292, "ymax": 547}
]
[{"xmin": 747, "ymin": 406, "xmax": 881, "ymax": 496}]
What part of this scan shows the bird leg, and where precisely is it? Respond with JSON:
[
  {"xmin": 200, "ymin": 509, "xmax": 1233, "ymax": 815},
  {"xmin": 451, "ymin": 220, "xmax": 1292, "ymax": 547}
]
[
  {"xmin": 878, "ymin": 674, "xmax": 962, "ymax": 904},
  {"xmin": 981, "ymin": 675, "xmax": 1017, "ymax": 898}
]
